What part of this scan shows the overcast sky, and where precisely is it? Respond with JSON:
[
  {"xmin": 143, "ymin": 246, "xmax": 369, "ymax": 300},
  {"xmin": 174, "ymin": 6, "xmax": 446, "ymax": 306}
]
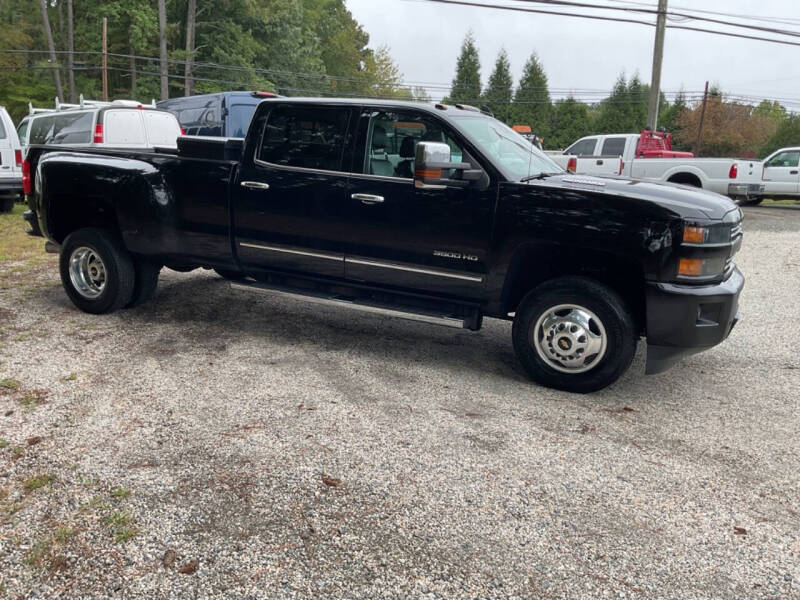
[{"xmin": 345, "ymin": 0, "xmax": 800, "ymax": 109}]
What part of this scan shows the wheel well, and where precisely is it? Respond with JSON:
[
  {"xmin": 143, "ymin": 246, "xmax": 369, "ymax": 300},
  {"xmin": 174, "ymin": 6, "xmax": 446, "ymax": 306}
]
[
  {"xmin": 667, "ymin": 172, "xmax": 702, "ymax": 188},
  {"xmin": 48, "ymin": 197, "xmax": 120, "ymax": 244},
  {"xmin": 501, "ymin": 246, "xmax": 646, "ymax": 334}
]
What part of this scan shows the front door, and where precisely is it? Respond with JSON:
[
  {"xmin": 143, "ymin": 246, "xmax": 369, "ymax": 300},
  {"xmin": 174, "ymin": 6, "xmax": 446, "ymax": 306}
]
[
  {"xmin": 234, "ymin": 103, "xmax": 355, "ymax": 279},
  {"xmin": 343, "ymin": 107, "xmax": 495, "ymax": 300},
  {"xmin": 762, "ymin": 149, "xmax": 800, "ymax": 195}
]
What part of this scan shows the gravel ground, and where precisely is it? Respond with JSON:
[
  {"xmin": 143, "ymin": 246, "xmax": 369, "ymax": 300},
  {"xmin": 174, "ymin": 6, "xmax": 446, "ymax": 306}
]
[{"xmin": 0, "ymin": 205, "xmax": 798, "ymax": 599}]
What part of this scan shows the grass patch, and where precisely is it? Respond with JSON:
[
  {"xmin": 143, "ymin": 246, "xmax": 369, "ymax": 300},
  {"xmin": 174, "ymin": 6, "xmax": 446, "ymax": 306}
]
[
  {"xmin": 62, "ymin": 373, "xmax": 78, "ymax": 382},
  {"xmin": 17, "ymin": 389, "xmax": 47, "ymax": 411},
  {"xmin": 110, "ymin": 486, "xmax": 132, "ymax": 499},
  {"xmin": 114, "ymin": 526, "xmax": 138, "ymax": 543},
  {"xmin": 23, "ymin": 473, "xmax": 56, "ymax": 492},
  {"xmin": 11, "ymin": 446, "xmax": 25, "ymax": 459},
  {"xmin": 0, "ymin": 439, "xmax": 8, "ymax": 449},
  {"xmin": 54, "ymin": 526, "xmax": 75, "ymax": 543},
  {"xmin": 0, "ymin": 205, "xmax": 46, "ymax": 265},
  {"xmin": 104, "ymin": 511, "xmax": 133, "ymax": 527},
  {"xmin": 0, "ymin": 378, "xmax": 20, "ymax": 391}
]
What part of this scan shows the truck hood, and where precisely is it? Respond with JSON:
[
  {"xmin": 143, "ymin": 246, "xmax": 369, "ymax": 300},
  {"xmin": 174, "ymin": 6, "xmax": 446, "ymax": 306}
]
[{"xmin": 535, "ymin": 174, "xmax": 737, "ymax": 220}]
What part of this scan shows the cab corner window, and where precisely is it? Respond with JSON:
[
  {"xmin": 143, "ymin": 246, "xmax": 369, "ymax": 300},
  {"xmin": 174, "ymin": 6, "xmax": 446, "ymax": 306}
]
[
  {"xmin": 361, "ymin": 110, "xmax": 462, "ymax": 179},
  {"xmin": 258, "ymin": 105, "xmax": 350, "ymax": 172}
]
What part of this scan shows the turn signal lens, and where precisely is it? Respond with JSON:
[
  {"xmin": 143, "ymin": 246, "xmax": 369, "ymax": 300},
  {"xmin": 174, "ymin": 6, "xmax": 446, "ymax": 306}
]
[
  {"xmin": 678, "ymin": 258, "xmax": 703, "ymax": 276},
  {"xmin": 682, "ymin": 225, "xmax": 707, "ymax": 244}
]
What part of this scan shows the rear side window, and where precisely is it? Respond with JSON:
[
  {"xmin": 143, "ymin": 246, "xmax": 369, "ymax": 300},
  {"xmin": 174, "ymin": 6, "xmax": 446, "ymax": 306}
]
[
  {"xmin": 227, "ymin": 103, "xmax": 258, "ymax": 138},
  {"xmin": 142, "ymin": 111, "xmax": 181, "ymax": 146},
  {"xmin": 103, "ymin": 110, "xmax": 146, "ymax": 145},
  {"xmin": 600, "ymin": 137, "xmax": 626, "ymax": 157},
  {"xmin": 0, "ymin": 118, "xmax": 6, "ymax": 139},
  {"xmin": 258, "ymin": 105, "xmax": 350, "ymax": 171},
  {"xmin": 29, "ymin": 112, "xmax": 94, "ymax": 145},
  {"xmin": 160, "ymin": 96, "xmax": 222, "ymax": 136},
  {"xmin": 17, "ymin": 120, "xmax": 28, "ymax": 143},
  {"xmin": 566, "ymin": 138, "xmax": 597, "ymax": 156}
]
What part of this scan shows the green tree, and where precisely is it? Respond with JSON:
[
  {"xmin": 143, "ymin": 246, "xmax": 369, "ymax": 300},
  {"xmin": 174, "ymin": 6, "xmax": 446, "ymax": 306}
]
[
  {"xmin": 548, "ymin": 97, "xmax": 591, "ymax": 149},
  {"xmin": 363, "ymin": 45, "xmax": 411, "ymax": 99},
  {"xmin": 483, "ymin": 49, "xmax": 513, "ymax": 122},
  {"xmin": 446, "ymin": 31, "xmax": 481, "ymax": 105},
  {"xmin": 511, "ymin": 52, "xmax": 551, "ymax": 139},
  {"xmin": 759, "ymin": 114, "xmax": 800, "ymax": 157},
  {"xmin": 753, "ymin": 99, "xmax": 787, "ymax": 127}
]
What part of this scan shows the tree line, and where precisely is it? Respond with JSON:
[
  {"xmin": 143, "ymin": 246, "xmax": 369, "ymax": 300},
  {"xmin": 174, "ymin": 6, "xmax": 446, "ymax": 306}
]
[
  {"xmin": 0, "ymin": 0, "xmax": 415, "ymax": 122},
  {"xmin": 445, "ymin": 32, "xmax": 799, "ymax": 157}
]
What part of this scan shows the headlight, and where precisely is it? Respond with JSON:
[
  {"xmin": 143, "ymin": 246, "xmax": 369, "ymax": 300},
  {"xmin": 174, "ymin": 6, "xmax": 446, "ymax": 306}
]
[{"xmin": 681, "ymin": 224, "xmax": 731, "ymax": 246}]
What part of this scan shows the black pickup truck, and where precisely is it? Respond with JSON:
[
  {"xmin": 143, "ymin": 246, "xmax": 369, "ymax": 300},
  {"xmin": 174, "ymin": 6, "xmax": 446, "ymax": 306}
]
[{"xmin": 22, "ymin": 98, "xmax": 744, "ymax": 392}]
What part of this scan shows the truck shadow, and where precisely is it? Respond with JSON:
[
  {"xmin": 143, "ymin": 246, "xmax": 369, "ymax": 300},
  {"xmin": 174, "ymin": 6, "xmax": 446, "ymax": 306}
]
[{"xmin": 123, "ymin": 271, "xmax": 530, "ymax": 384}]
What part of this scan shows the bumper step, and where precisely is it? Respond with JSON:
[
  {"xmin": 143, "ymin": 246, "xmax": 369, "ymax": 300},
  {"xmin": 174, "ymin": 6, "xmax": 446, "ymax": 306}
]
[{"xmin": 231, "ymin": 280, "xmax": 476, "ymax": 329}]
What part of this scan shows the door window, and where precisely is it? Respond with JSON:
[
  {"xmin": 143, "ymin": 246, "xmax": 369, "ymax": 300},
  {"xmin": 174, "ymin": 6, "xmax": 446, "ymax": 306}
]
[
  {"xmin": 600, "ymin": 137, "xmax": 626, "ymax": 157},
  {"xmin": 258, "ymin": 105, "xmax": 350, "ymax": 172},
  {"xmin": 359, "ymin": 110, "xmax": 463, "ymax": 179},
  {"xmin": 565, "ymin": 138, "xmax": 597, "ymax": 156},
  {"xmin": 766, "ymin": 151, "xmax": 800, "ymax": 168}
]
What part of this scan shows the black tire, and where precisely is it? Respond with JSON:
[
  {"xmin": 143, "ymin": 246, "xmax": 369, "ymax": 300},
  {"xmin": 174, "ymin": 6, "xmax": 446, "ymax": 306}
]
[
  {"xmin": 213, "ymin": 267, "xmax": 247, "ymax": 282},
  {"xmin": 59, "ymin": 228, "xmax": 135, "ymax": 314},
  {"xmin": 125, "ymin": 259, "xmax": 162, "ymax": 308},
  {"xmin": 512, "ymin": 277, "xmax": 637, "ymax": 393}
]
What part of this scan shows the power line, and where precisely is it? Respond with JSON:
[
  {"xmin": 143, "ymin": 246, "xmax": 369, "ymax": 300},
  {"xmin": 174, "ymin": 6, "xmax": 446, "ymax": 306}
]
[{"xmin": 407, "ymin": 0, "xmax": 800, "ymax": 48}]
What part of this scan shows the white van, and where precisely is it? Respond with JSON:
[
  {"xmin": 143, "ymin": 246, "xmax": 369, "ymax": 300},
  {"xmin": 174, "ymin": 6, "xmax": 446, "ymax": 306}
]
[
  {"xmin": 0, "ymin": 106, "xmax": 23, "ymax": 212},
  {"xmin": 17, "ymin": 97, "xmax": 182, "ymax": 153}
]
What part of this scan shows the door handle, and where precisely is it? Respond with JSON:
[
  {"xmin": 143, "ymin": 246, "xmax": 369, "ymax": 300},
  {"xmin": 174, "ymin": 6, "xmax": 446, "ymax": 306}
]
[
  {"xmin": 351, "ymin": 193, "xmax": 384, "ymax": 204},
  {"xmin": 241, "ymin": 181, "xmax": 270, "ymax": 190},
  {"xmin": 791, "ymin": 170, "xmax": 798, "ymax": 175},
  {"xmin": 596, "ymin": 159, "xmax": 604, "ymax": 165}
]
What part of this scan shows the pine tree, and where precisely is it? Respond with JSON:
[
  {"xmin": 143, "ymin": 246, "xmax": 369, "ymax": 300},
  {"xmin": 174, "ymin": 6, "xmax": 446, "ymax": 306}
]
[
  {"xmin": 548, "ymin": 97, "xmax": 591, "ymax": 149},
  {"xmin": 483, "ymin": 49, "xmax": 513, "ymax": 122},
  {"xmin": 511, "ymin": 52, "xmax": 551, "ymax": 139},
  {"xmin": 446, "ymin": 31, "xmax": 481, "ymax": 105}
]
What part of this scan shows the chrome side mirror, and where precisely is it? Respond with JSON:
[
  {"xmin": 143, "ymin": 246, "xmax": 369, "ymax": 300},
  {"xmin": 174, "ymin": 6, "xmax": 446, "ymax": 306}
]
[{"xmin": 414, "ymin": 141, "xmax": 485, "ymax": 189}]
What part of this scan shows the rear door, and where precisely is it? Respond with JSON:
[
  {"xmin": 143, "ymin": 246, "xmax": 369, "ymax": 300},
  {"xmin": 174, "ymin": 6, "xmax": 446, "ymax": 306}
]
[
  {"xmin": 233, "ymin": 102, "xmax": 356, "ymax": 279},
  {"xmin": 762, "ymin": 149, "xmax": 800, "ymax": 194},
  {"xmin": 0, "ymin": 112, "xmax": 14, "ymax": 180},
  {"xmin": 142, "ymin": 111, "xmax": 181, "ymax": 147},
  {"xmin": 343, "ymin": 106, "xmax": 493, "ymax": 299},
  {"xmin": 102, "ymin": 109, "xmax": 146, "ymax": 147}
]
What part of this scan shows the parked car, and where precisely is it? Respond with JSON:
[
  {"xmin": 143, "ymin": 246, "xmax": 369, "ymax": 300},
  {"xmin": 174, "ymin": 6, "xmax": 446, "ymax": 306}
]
[
  {"xmin": 157, "ymin": 91, "xmax": 278, "ymax": 138},
  {"xmin": 23, "ymin": 98, "xmax": 744, "ymax": 393},
  {"xmin": 17, "ymin": 96, "xmax": 182, "ymax": 154},
  {"xmin": 0, "ymin": 106, "xmax": 23, "ymax": 212},
  {"xmin": 740, "ymin": 146, "xmax": 800, "ymax": 205},
  {"xmin": 548, "ymin": 129, "xmax": 763, "ymax": 202}
]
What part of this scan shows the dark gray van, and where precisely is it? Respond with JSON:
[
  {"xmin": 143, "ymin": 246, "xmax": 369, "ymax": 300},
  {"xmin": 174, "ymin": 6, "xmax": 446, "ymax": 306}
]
[{"xmin": 157, "ymin": 91, "xmax": 278, "ymax": 138}]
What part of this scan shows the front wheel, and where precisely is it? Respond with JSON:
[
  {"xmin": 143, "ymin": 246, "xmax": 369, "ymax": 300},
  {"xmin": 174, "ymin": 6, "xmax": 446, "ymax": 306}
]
[
  {"xmin": 512, "ymin": 277, "xmax": 637, "ymax": 393},
  {"xmin": 59, "ymin": 228, "xmax": 135, "ymax": 314}
]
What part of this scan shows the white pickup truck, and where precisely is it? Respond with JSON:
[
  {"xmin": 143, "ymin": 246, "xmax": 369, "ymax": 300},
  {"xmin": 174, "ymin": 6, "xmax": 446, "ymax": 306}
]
[
  {"xmin": 739, "ymin": 146, "xmax": 800, "ymax": 205},
  {"xmin": 548, "ymin": 130, "xmax": 763, "ymax": 202}
]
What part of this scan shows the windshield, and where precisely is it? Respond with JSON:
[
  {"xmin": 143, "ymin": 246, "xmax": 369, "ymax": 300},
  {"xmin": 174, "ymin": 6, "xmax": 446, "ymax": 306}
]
[{"xmin": 451, "ymin": 115, "xmax": 562, "ymax": 181}]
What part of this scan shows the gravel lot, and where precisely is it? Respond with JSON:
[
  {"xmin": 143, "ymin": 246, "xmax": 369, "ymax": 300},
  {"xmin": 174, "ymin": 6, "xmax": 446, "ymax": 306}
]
[{"xmin": 1, "ymin": 205, "xmax": 798, "ymax": 599}]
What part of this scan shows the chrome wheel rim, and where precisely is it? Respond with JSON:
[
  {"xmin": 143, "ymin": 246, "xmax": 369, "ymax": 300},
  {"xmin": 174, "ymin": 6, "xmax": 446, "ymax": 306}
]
[
  {"xmin": 531, "ymin": 304, "xmax": 607, "ymax": 374},
  {"xmin": 69, "ymin": 246, "xmax": 107, "ymax": 299}
]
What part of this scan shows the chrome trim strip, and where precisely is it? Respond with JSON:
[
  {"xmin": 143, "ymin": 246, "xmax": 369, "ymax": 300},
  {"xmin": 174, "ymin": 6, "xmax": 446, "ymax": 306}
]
[
  {"xmin": 348, "ymin": 172, "xmax": 412, "ymax": 184},
  {"xmin": 253, "ymin": 158, "xmax": 349, "ymax": 177},
  {"xmin": 346, "ymin": 257, "xmax": 484, "ymax": 282},
  {"xmin": 241, "ymin": 181, "xmax": 270, "ymax": 190},
  {"xmin": 230, "ymin": 283, "xmax": 465, "ymax": 328},
  {"xmin": 239, "ymin": 242, "xmax": 343, "ymax": 262}
]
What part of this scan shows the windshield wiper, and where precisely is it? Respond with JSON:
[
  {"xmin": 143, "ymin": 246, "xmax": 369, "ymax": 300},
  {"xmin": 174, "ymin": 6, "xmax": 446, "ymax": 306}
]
[{"xmin": 519, "ymin": 172, "xmax": 557, "ymax": 182}]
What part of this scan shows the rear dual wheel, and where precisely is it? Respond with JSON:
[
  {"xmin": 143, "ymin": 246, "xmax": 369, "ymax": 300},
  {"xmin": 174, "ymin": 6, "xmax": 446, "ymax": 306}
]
[
  {"xmin": 60, "ymin": 228, "xmax": 160, "ymax": 313},
  {"xmin": 512, "ymin": 277, "xmax": 637, "ymax": 393}
]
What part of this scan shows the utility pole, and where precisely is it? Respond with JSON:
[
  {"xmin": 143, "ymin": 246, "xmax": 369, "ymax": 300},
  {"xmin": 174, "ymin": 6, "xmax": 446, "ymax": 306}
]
[
  {"xmin": 647, "ymin": 0, "xmax": 668, "ymax": 129},
  {"xmin": 102, "ymin": 17, "xmax": 108, "ymax": 101},
  {"xmin": 158, "ymin": 0, "xmax": 169, "ymax": 100},
  {"xmin": 695, "ymin": 81, "xmax": 710, "ymax": 155},
  {"xmin": 66, "ymin": 0, "xmax": 75, "ymax": 103},
  {"xmin": 38, "ymin": 0, "xmax": 63, "ymax": 101}
]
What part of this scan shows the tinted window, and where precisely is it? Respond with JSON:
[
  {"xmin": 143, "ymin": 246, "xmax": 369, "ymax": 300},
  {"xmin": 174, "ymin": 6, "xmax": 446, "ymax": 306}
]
[
  {"xmin": 161, "ymin": 96, "xmax": 222, "ymax": 136},
  {"xmin": 359, "ymin": 110, "xmax": 463, "ymax": 179},
  {"xmin": 566, "ymin": 138, "xmax": 597, "ymax": 156},
  {"xmin": 29, "ymin": 111, "xmax": 94, "ymax": 145},
  {"xmin": 767, "ymin": 150, "xmax": 800, "ymax": 168},
  {"xmin": 17, "ymin": 119, "xmax": 28, "ymax": 143},
  {"xmin": 0, "ymin": 118, "xmax": 6, "ymax": 139},
  {"xmin": 258, "ymin": 105, "xmax": 350, "ymax": 171},
  {"xmin": 227, "ymin": 103, "xmax": 258, "ymax": 138},
  {"xmin": 600, "ymin": 137, "xmax": 626, "ymax": 157}
]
